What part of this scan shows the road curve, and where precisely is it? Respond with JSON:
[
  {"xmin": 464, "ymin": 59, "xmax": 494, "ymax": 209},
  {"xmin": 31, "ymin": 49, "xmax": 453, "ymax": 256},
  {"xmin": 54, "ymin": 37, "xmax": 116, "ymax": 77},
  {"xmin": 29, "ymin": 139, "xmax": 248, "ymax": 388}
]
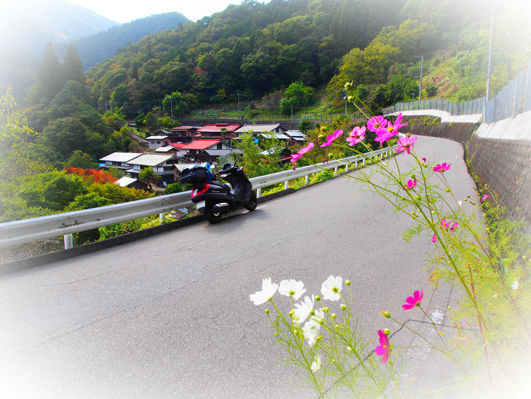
[{"xmin": 0, "ymin": 136, "xmax": 478, "ymax": 398}]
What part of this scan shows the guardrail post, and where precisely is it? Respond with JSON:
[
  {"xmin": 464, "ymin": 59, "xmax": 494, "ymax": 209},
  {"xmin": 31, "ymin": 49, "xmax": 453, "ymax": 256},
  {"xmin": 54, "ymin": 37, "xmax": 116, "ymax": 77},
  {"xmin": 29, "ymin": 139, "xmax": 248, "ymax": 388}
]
[
  {"xmin": 64, "ymin": 234, "xmax": 73, "ymax": 250},
  {"xmin": 257, "ymin": 188, "xmax": 262, "ymax": 198},
  {"xmin": 305, "ymin": 175, "xmax": 309, "ymax": 185},
  {"xmin": 284, "ymin": 180, "xmax": 289, "ymax": 190},
  {"xmin": 159, "ymin": 212, "xmax": 165, "ymax": 222},
  {"xmin": 345, "ymin": 163, "xmax": 349, "ymax": 172},
  {"xmin": 334, "ymin": 166, "xmax": 338, "ymax": 176}
]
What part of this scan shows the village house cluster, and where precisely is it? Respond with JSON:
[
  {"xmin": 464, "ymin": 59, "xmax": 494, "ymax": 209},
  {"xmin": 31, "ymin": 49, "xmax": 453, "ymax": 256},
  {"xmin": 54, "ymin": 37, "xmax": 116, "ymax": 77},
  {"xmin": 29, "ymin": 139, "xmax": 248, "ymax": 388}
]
[{"xmin": 99, "ymin": 122, "xmax": 307, "ymax": 188}]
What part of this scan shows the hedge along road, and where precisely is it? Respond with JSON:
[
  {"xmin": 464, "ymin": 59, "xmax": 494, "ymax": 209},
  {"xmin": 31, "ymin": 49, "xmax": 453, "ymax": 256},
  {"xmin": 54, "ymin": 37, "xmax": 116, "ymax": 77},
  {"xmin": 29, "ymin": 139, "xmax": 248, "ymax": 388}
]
[{"xmin": 0, "ymin": 135, "xmax": 477, "ymax": 398}]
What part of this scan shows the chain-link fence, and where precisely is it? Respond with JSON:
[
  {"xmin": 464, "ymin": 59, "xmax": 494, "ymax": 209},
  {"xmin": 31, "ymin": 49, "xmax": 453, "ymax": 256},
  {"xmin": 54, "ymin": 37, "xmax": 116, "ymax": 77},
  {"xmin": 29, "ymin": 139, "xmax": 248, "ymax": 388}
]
[{"xmin": 383, "ymin": 61, "xmax": 531, "ymax": 124}]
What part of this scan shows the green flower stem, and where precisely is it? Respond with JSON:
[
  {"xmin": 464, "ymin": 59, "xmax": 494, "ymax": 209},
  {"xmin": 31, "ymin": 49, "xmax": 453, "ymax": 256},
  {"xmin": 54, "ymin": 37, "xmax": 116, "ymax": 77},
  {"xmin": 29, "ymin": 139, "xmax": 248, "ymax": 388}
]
[{"xmin": 270, "ymin": 300, "xmax": 324, "ymax": 396}]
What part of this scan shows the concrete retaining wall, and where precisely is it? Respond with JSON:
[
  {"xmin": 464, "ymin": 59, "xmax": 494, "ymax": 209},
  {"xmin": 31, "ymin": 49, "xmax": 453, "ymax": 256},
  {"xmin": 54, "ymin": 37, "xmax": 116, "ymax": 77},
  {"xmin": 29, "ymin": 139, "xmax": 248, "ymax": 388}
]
[{"xmin": 402, "ymin": 113, "xmax": 530, "ymax": 222}]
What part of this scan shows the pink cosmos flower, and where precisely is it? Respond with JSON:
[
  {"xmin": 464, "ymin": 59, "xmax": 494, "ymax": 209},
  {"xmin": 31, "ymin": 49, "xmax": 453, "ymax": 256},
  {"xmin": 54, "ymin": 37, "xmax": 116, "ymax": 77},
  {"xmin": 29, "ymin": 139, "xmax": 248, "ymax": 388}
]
[
  {"xmin": 375, "ymin": 330, "xmax": 390, "ymax": 364},
  {"xmin": 374, "ymin": 131, "xmax": 394, "ymax": 145},
  {"xmin": 367, "ymin": 116, "xmax": 388, "ymax": 133},
  {"xmin": 406, "ymin": 179, "xmax": 417, "ymax": 190},
  {"xmin": 375, "ymin": 113, "xmax": 406, "ymax": 144},
  {"xmin": 396, "ymin": 135, "xmax": 417, "ymax": 154},
  {"xmin": 290, "ymin": 153, "xmax": 302, "ymax": 163},
  {"xmin": 441, "ymin": 218, "xmax": 458, "ymax": 232},
  {"xmin": 421, "ymin": 157, "xmax": 427, "ymax": 163},
  {"xmin": 481, "ymin": 194, "xmax": 491, "ymax": 202},
  {"xmin": 346, "ymin": 126, "xmax": 366, "ymax": 146},
  {"xmin": 431, "ymin": 234, "xmax": 437, "ymax": 243},
  {"xmin": 402, "ymin": 289, "xmax": 423, "ymax": 310},
  {"xmin": 290, "ymin": 142, "xmax": 315, "ymax": 169},
  {"xmin": 450, "ymin": 222, "xmax": 459, "ymax": 232},
  {"xmin": 299, "ymin": 142, "xmax": 314, "ymax": 155},
  {"xmin": 433, "ymin": 163, "xmax": 451, "ymax": 173},
  {"xmin": 320, "ymin": 130, "xmax": 343, "ymax": 147}
]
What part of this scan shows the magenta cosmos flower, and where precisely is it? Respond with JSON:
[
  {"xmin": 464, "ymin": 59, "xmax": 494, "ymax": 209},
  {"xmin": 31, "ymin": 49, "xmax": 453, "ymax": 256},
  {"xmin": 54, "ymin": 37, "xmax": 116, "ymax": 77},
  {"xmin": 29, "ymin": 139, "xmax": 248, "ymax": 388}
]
[
  {"xmin": 481, "ymin": 194, "xmax": 491, "ymax": 202},
  {"xmin": 431, "ymin": 234, "xmax": 437, "ymax": 243},
  {"xmin": 367, "ymin": 116, "xmax": 388, "ymax": 133},
  {"xmin": 290, "ymin": 142, "xmax": 315, "ymax": 169},
  {"xmin": 346, "ymin": 126, "xmax": 366, "ymax": 146},
  {"xmin": 375, "ymin": 113, "xmax": 406, "ymax": 145},
  {"xmin": 396, "ymin": 135, "xmax": 417, "ymax": 154},
  {"xmin": 320, "ymin": 130, "xmax": 343, "ymax": 147},
  {"xmin": 375, "ymin": 330, "xmax": 390, "ymax": 364},
  {"xmin": 405, "ymin": 179, "xmax": 417, "ymax": 190},
  {"xmin": 433, "ymin": 163, "xmax": 451, "ymax": 173},
  {"xmin": 402, "ymin": 289, "xmax": 423, "ymax": 310}
]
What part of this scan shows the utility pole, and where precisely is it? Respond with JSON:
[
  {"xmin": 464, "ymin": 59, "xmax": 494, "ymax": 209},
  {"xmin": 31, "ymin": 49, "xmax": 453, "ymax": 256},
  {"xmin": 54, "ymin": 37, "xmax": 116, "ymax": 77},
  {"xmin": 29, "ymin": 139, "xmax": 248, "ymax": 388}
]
[
  {"xmin": 418, "ymin": 55, "xmax": 424, "ymax": 101},
  {"xmin": 237, "ymin": 91, "xmax": 240, "ymax": 120},
  {"xmin": 486, "ymin": 6, "xmax": 494, "ymax": 106}
]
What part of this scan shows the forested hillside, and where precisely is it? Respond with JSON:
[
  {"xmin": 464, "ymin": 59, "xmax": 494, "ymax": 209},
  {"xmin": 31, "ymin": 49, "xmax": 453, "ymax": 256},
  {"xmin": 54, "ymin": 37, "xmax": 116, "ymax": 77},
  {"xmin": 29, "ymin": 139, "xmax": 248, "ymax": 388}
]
[
  {"xmin": 57, "ymin": 12, "xmax": 190, "ymax": 71},
  {"xmin": 84, "ymin": 0, "xmax": 530, "ymax": 116}
]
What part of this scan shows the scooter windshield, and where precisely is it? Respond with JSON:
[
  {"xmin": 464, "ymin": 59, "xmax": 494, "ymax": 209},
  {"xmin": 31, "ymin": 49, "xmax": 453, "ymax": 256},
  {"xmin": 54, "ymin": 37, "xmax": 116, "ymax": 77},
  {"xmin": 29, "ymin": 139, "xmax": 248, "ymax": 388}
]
[{"xmin": 218, "ymin": 154, "xmax": 235, "ymax": 167}]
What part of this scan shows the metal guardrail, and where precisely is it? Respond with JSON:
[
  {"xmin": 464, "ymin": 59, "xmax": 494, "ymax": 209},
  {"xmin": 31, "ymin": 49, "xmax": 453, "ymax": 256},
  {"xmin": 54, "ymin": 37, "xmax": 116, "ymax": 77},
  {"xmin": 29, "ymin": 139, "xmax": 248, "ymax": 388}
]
[{"xmin": 0, "ymin": 147, "xmax": 395, "ymax": 250}]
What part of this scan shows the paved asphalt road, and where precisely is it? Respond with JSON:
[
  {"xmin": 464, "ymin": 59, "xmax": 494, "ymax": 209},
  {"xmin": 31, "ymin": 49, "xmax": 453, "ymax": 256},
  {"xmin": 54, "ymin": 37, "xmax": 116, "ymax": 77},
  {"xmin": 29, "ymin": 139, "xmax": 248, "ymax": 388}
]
[{"xmin": 0, "ymin": 136, "xmax": 478, "ymax": 398}]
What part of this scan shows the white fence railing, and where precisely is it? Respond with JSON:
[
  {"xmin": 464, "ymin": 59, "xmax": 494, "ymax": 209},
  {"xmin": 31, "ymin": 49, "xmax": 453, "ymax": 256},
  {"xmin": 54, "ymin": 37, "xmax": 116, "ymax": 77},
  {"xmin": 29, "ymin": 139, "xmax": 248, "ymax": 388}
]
[{"xmin": 0, "ymin": 147, "xmax": 395, "ymax": 250}]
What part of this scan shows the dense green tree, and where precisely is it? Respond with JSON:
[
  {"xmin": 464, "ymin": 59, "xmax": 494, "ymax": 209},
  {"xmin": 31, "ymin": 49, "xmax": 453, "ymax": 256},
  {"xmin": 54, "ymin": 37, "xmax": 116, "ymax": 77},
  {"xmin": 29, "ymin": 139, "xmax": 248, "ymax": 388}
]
[
  {"xmin": 110, "ymin": 84, "xmax": 130, "ymax": 111},
  {"xmin": 64, "ymin": 150, "xmax": 97, "ymax": 169},
  {"xmin": 63, "ymin": 45, "xmax": 85, "ymax": 85},
  {"xmin": 0, "ymin": 90, "xmax": 42, "ymax": 180},
  {"xmin": 28, "ymin": 42, "xmax": 64, "ymax": 104},
  {"xmin": 280, "ymin": 82, "xmax": 315, "ymax": 114}
]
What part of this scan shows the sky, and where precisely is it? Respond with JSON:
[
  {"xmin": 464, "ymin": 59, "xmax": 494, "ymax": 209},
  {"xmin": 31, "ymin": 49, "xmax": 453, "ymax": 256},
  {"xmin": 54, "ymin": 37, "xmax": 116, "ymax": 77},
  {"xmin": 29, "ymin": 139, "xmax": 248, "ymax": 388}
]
[{"xmin": 67, "ymin": 0, "xmax": 265, "ymax": 23}]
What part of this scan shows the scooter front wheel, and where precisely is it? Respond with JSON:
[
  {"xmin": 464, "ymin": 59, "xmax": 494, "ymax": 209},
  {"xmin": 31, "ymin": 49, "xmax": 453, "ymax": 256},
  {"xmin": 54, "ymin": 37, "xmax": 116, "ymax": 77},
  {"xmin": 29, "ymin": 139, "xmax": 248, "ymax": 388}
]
[
  {"xmin": 205, "ymin": 202, "xmax": 223, "ymax": 223},
  {"xmin": 245, "ymin": 191, "xmax": 257, "ymax": 212}
]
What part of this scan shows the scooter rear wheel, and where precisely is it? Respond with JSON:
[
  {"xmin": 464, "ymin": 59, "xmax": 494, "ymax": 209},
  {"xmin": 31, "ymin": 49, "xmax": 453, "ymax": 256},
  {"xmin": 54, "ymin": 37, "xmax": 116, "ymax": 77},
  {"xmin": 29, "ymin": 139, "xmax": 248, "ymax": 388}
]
[
  {"xmin": 205, "ymin": 202, "xmax": 223, "ymax": 223},
  {"xmin": 245, "ymin": 191, "xmax": 257, "ymax": 212}
]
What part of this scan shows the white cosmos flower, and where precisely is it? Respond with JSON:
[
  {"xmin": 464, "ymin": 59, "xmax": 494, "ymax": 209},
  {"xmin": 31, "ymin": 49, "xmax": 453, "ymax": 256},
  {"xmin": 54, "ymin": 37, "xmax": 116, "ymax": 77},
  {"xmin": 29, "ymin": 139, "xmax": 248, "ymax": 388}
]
[
  {"xmin": 302, "ymin": 309, "xmax": 325, "ymax": 347},
  {"xmin": 511, "ymin": 280, "xmax": 519, "ymax": 290},
  {"xmin": 293, "ymin": 295, "xmax": 314, "ymax": 325},
  {"xmin": 321, "ymin": 275, "xmax": 343, "ymax": 301},
  {"xmin": 249, "ymin": 278, "xmax": 278, "ymax": 306},
  {"xmin": 278, "ymin": 279, "xmax": 306, "ymax": 300},
  {"xmin": 311, "ymin": 355, "xmax": 321, "ymax": 373}
]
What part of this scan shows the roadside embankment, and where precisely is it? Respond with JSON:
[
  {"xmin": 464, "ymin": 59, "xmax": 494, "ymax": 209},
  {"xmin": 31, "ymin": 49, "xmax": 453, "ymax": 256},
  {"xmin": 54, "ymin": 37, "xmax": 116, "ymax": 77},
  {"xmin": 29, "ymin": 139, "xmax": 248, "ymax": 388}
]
[{"xmin": 399, "ymin": 111, "xmax": 530, "ymax": 222}]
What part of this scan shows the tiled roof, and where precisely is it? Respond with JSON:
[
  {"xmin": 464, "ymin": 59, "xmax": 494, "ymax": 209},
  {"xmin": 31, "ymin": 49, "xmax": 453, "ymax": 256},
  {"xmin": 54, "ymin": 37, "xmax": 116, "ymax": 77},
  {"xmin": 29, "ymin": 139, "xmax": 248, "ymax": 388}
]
[
  {"xmin": 99, "ymin": 152, "xmax": 142, "ymax": 162},
  {"xmin": 182, "ymin": 140, "xmax": 220, "ymax": 150},
  {"xmin": 198, "ymin": 124, "xmax": 240, "ymax": 133},
  {"xmin": 128, "ymin": 154, "xmax": 175, "ymax": 166},
  {"xmin": 235, "ymin": 124, "xmax": 281, "ymax": 133}
]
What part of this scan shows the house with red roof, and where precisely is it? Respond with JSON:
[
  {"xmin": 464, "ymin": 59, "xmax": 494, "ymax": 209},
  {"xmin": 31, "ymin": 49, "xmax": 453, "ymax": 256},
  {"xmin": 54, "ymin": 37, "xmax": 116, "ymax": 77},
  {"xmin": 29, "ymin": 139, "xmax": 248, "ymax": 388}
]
[{"xmin": 197, "ymin": 123, "xmax": 241, "ymax": 140}]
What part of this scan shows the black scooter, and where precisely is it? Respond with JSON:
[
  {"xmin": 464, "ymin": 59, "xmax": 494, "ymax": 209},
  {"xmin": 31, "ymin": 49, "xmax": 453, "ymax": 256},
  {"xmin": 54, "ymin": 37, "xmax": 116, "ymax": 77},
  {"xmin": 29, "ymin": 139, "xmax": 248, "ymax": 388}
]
[{"xmin": 179, "ymin": 163, "xmax": 257, "ymax": 223}]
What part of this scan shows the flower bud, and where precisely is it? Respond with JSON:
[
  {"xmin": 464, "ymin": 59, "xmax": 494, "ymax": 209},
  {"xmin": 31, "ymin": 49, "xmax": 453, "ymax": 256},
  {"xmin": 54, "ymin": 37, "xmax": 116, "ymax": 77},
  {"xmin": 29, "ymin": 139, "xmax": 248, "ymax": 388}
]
[
  {"xmin": 265, "ymin": 309, "xmax": 270, "ymax": 315},
  {"xmin": 381, "ymin": 311, "xmax": 391, "ymax": 319},
  {"xmin": 323, "ymin": 307, "xmax": 329, "ymax": 312},
  {"xmin": 410, "ymin": 174, "xmax": 416, "ymax": 179},
  {"xmin": 288, "ymin": 310, "xmax": 295, "ymax": 317},
  {"xmin": 445, "ymin": 188, "xmax": 451, "ymax": 193},
  {"xmin": 345, "ymin": 279, "xmax": 351, "ymax": 286},
  {"xmin": 331, "ymin": 313, "xmax": 337, "ymax": 319},
  {"xmin": 309, "ymin": 310, "xmax": 315, "ymax": 316},
  {"xmin": 344, "ymin": 82, "xmax": 352, "ymax": 89},
  {"xmin": 341, "ymin": 304, "xmax": 347, "ymax": 311},
  {"xmin": 384, "ymin": 328, "xmax": 390, "ymax": 335},
  {"xmin": 317, "ymin": 335, "xmax": 323, "ymax": 342},
  {"xmin": 315, "ymin": 296, "xmax": 321, "ymax": 302},
  {"xmin": 347, "ymin": 346, "xmax": 352, "ymax": 352},
  {"xmin": 438, "ymin": 330, "xmax": 444, "ymax": 336},
  {"xmin": 274, "ymin": 332, "xmax": 278, "ymax": 337},
  {"xmin": 335, "ymin": 324, "xmax": 340, "ymax": 330}
]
